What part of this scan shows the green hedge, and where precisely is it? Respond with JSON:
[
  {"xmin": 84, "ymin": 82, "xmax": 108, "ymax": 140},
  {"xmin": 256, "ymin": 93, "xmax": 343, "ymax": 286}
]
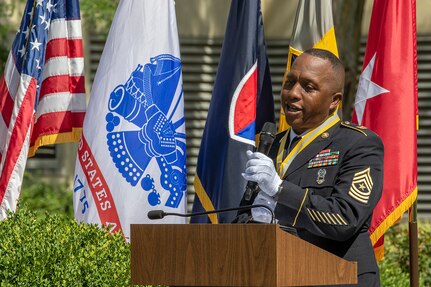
[
  {"xmin": 379, "ymin": 222, "xmax": 431, "ymax": 286},
  {"xmin": 2, "ymin": 175, "xmax": 430, "ymax": 286},
  {"xmin": 0, "ymin": 205, "xmax": 132, "ymax": 286},
  {"xmin": 19, "ymin": 173, "xmax": 74, "ymax": 219},
  {"xmin": 2, "ymin": 206, "xmax": 430, "ymax": 286}
]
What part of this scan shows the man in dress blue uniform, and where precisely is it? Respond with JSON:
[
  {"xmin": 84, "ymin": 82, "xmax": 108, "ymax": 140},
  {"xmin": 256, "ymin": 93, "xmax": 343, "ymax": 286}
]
[{"xmin": 242, "ymin": 48, "xmax": 384, "ymax": 286}]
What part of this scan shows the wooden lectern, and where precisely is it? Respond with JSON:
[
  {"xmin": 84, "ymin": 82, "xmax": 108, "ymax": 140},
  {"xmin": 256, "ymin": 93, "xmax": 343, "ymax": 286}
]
[{"xmin": 131, "ymin": 224, "xmax": 357, "ymax": 287}]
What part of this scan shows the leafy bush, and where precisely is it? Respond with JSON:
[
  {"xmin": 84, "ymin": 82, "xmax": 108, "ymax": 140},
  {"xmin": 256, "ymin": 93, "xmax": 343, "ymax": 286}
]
[
  {"xmin": 379, "ymin": 221, "xmax": 431, "ymax": 286},
  {"xmin": 7, "ymin": 175, "xmax": 431, "ymax": 286},
  {"xmin": 19, "ymin": 173, "xmax": 74, "ymax": 218},
  {"xmin": 0, "ymin": 205, "xmax": 132, "ymax": 286}
]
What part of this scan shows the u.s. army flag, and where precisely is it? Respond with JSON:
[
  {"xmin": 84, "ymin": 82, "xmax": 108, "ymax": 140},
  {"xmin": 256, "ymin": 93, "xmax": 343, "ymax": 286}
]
[{"xmin": 73, "ymin": 0, "xmax": 187, "ymax": 240}]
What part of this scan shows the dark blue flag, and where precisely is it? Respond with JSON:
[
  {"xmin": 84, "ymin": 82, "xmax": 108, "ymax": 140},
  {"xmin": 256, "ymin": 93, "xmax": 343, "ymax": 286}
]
[{"xmin": 191, "ymin": 0, "xmax": 274, "ymax": 223}]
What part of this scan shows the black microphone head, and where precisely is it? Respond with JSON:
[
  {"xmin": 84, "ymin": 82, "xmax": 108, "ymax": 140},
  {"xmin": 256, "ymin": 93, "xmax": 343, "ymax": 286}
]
[
  {"xmin": 147, "ymin": 210, "xmax": 165, "ymax": 220},
  {"xmin": 257, "ymin": 122, "xmax": 277, "ymax": 154},
  {"xmin": 261, "ymin": 122, "xmax": 277, "ymax": 136}
]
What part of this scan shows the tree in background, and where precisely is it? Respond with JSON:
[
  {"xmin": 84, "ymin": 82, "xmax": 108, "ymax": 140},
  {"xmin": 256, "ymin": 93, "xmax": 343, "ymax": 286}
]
[
  {"xmin": 332, "ymin": 0, "xmax": 367, "ymax": 119},
  {"xmin": 0, "ymin": 1, "xmax": 22, "ymax": 69},
  {"xmin": 80, "ymin": 0, "xmax": 119, "ymax": 35}
]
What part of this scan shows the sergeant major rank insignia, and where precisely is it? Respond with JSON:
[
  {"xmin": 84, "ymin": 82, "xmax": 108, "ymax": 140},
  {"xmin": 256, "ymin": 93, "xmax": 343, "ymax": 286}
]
[{"xmin": 348, "ymin": 167, "xmax": 373, "ymax": 204}]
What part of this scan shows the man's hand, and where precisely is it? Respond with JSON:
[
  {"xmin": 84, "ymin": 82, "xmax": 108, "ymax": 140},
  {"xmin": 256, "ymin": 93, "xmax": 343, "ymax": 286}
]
[
  {"xmin": 252, "ymin": 192, "xmax": 276, "ymax": 223},
  {"xmin": 242, "ymin": 150, "xmax": 282, "ymax": 197}
]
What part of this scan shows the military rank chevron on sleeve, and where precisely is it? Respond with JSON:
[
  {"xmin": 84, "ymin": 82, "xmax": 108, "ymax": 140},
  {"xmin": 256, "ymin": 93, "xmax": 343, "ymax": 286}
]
[
  {"xmin": 348, "ymin": 167, "xmax": 373, "ymax": 204},
  {"xmin": 306, "ymin": 208, "xmax": 348, "ymax": 226}
]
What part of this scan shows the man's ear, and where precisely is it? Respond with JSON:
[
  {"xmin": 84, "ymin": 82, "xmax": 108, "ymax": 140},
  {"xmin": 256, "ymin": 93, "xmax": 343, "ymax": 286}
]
[{"xmin": 330, "ymin": 92, "xmax": 343, "ymax": 110}]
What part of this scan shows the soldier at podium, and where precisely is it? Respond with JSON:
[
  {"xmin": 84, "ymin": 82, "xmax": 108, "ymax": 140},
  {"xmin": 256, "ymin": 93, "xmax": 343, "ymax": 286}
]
[{"xmin": 240, "ymin": 48, "xmax": 384, "ymax": 286}]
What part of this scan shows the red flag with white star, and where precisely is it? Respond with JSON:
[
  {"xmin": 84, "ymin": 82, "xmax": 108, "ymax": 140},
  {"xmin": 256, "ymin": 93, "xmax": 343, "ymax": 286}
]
[{"xmin": 352, "ymin": 0, "xmax": 418, "ymax": 260}]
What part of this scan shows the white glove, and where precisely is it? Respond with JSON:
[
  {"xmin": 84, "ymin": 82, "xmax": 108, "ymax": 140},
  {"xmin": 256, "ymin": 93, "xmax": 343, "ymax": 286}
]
[
  {"xmin": 252, "ymin": 192, "xmax": 276, "ymax": 223},
  {"xmin": 242, "ymin": 150, "xmax": 282, "ymax": 197}
]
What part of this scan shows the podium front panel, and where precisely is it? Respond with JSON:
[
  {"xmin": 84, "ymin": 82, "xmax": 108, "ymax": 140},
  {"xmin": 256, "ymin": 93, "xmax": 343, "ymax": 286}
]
[
  {"xmin": 131, "ymin": 224, "xmax": 357, "ymax": 286},
  {"xmin": 131, "ymin": 224, "xmax": 278, "ymax": 286}
]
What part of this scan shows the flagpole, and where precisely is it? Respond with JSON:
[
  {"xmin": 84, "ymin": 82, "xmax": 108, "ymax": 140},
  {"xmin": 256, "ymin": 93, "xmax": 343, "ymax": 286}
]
[{"xmin": 409, "ymin": 200, "xmax": 419, "ymax": 287}]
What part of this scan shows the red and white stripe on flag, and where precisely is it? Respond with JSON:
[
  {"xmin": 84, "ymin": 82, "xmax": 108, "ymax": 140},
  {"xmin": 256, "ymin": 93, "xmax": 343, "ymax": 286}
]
[
  {"xmin": 352, "ymin": 0, "xmax": 418, "ymax": 260},
  {"xmin": 30, "ymin": 18, "xmax": 86, "ymax": 156},
  {"xmin": 0, "ymin": 0, "xmax": 86, "ymax": 219}
]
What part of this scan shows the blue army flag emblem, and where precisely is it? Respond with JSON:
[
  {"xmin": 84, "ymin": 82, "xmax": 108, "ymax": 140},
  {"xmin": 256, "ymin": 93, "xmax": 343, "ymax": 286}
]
[{"xmin": 106, "ymin": 55, "xmax": 186, "ymax": 208}]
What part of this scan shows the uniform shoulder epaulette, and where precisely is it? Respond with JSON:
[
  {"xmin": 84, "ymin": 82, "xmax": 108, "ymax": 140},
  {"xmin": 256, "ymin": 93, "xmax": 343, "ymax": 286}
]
[{"xmin": 340, "ymin": 121, "xmax": 368, "ymax": 136}]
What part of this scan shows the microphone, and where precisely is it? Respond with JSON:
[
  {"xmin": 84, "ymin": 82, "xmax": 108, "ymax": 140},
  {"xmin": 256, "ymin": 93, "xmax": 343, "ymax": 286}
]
[
  {"xmin": 147, "ymin": 204, "xmax": 276, "ymax": 224},
  {"xmin": 244, "ymin": 122, "xmax": 277, "ymax": 201}
]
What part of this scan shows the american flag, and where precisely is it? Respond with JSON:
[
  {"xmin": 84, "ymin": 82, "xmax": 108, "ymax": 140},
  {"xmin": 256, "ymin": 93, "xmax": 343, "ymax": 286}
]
[{"xmin": 0, "ymin": 0, "xmax": 86, "ymax": 219}]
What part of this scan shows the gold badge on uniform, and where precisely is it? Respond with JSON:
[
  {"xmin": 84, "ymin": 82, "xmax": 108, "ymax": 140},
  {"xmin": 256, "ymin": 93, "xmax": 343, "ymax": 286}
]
[{"xmin": 348, "ymin": 167, "xmax": 373, "ymax": 204}]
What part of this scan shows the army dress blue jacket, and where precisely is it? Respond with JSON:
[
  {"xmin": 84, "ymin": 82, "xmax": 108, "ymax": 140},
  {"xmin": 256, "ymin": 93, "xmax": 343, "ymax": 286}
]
[{"xmin": 270, "ymin": 121, "xmax": 384, "ymax": 281}]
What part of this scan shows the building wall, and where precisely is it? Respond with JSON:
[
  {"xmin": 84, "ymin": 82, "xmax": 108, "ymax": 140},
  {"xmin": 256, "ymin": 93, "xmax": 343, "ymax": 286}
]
[{"xmin": 175, "ymin": 0, "xmax": 431, "ymax": 39}]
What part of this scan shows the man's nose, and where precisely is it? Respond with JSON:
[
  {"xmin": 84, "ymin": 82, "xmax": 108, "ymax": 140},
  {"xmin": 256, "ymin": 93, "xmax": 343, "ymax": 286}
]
[{"xmin": 285, "ymin": 83, "xmax": 301, "ymax": 100}]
